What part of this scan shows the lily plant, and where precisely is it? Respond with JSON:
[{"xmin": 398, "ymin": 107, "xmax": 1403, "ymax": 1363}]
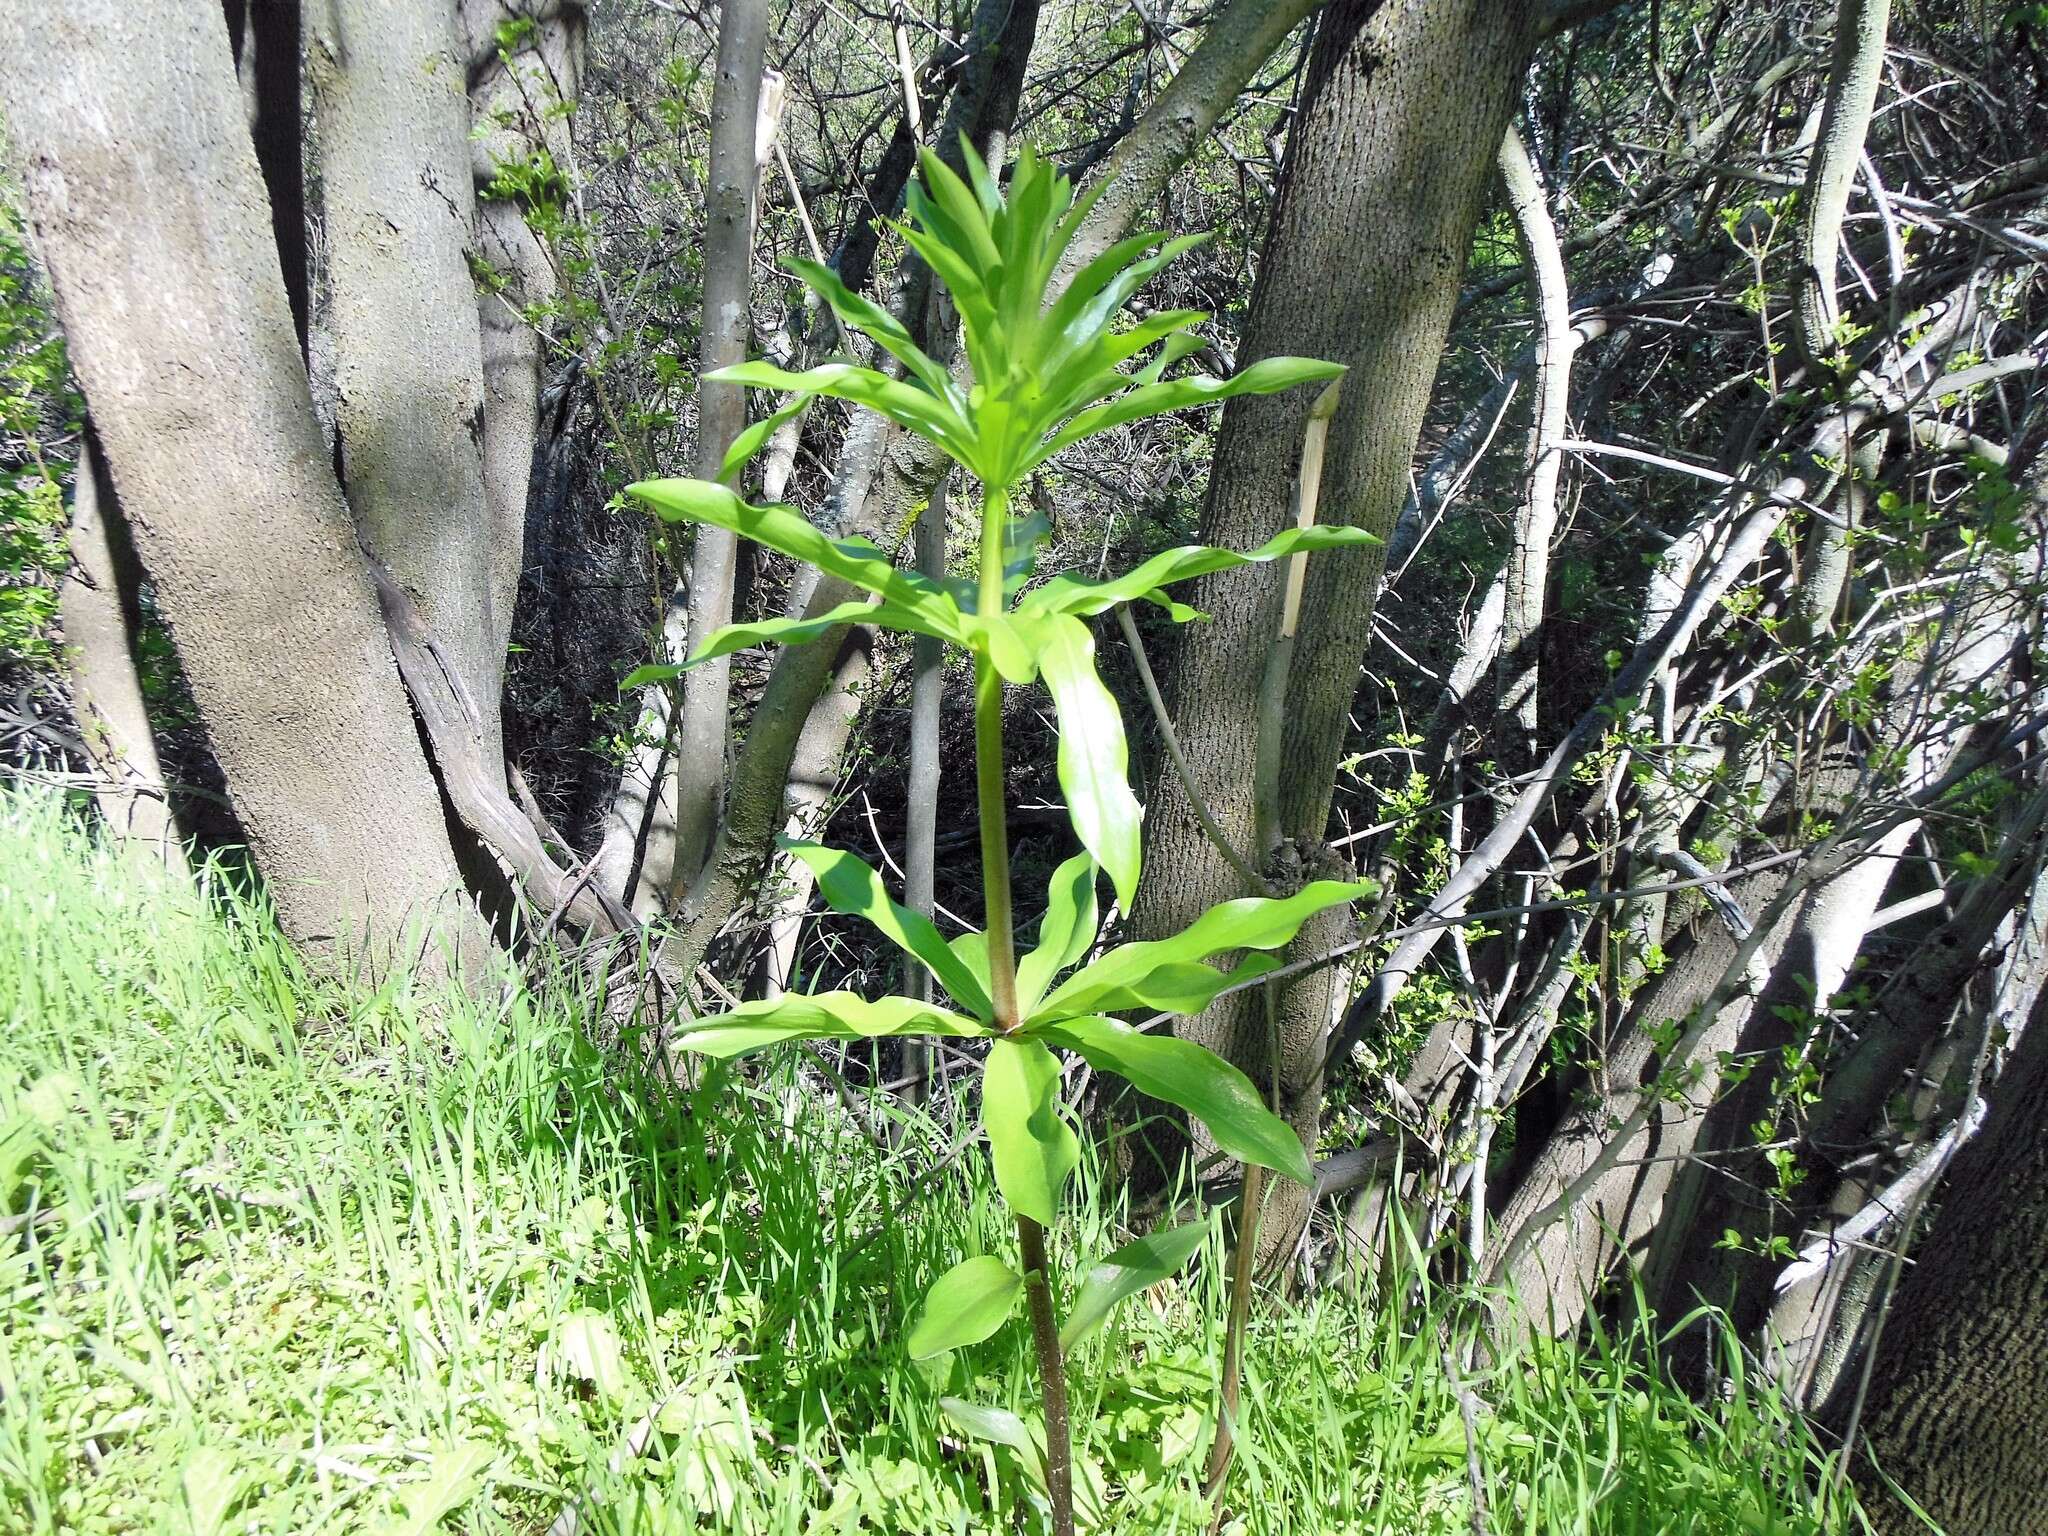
[{"xmin": 627, "ymin": 141, "xmax": 1373, "ymax": 1533}]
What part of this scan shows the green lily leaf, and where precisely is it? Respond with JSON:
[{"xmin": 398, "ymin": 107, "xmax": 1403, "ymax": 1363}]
[
  {"xmin": 748, "ymin": 144, "xmax": 1343, "ymax": 498},
  {"xmin": 785, "ymin": 256, "xmax": 961, "ymax": 405},
  {"xmin": 670, "ymin": 991, "xmax": 987, "ymax": 1059},
  {"xmin": 1060, "ymin": 1216, "xmax": 1211, "ymax": 1350},
  {"xmin": 948, "ymin": 929, "xmax": 992, "ymax": 999},
  {"xmin": 621, "ymin": 597, "xmax": 894, "ymax": 683},
  {"xmin": 1035, "ymin": 614, "xmax": 1142, "ymax": 910},
  {"xmin": 907, "ymin": 1254, "xmax": 1023, "ymax": 1359},
  {"xmin": 1021, "ymin": 526, "xmax": 1381, "ymax": 623},
  {"xmin": 1015, "ymin": 852, "xmax": 1100, "ymax": 1016},
  {"xmin": 626, "ymin": 479, "xmax": 969, "ymax": 644},
  {"xmin": 1033, "ymin": 878, "xmax": 1373, "ymax": 1021},
  {"xmin": 1025, "ymin": 356, "xmax": 1347, "ymax": 475},
  {"xmin": 709, "ymin": 359, "xmax": 977, "ymax": 465},
  {"xmin": 982, "ymin": 1038, "xmax": 1080, "ymax": 1227},
  {"xmin": 780, "ymin": 840, "xmax": 993, "ymax": 1018},
  {"xmin": 1035, "ymin": 1015, "xmax": 1314, "ymax": 1185},
  {"xmin": 939, "ymin": 1397, "xmax": 1042, "ymax": 1466},
  {"xmin": 718, "ymin": 391, "xmax": 809, "ymax": 484}
]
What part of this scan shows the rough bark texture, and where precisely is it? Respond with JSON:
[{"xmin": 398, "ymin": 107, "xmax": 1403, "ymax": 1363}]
[
  {"xmin": 60, "ymin": 434, "xmax": 183, "ymax": 869},
  {"xmin": 1128, "ymin": 0, "xmax": 1540, "ymax": 1200},
  {"xmin": 0, "ymin": 0, "xmax": 484, "ymax": 970},
  {"xmin": 1843, "ymin": 992, "xmax": 2048, "ymax": 1536},
  {"xmin": 308, "ymin": 0, "xmax": 504, "ymax": 760}
]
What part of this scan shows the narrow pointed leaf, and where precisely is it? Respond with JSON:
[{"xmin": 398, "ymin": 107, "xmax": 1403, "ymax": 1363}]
[
  {"xmin": 638, "ymin": 597, "xmax": 895, "ymax": 676},
  {"xmin": 719, "ymin": 392, "xmax": 809, "ymax": 484},
  {"xmin": 1035, "ymin": 614, "xmax": 1141, "ymax": 909},
  {"xmin": 1026, "ymin": 357, "xmax": 1347, "ymax": 472},
  {"xmin": 1060, "ymin": 1217, "xmax": 1211, "ymax": 1350},
  {"xmin": 709, "ymin": 359, "xmax": 976, "ymax": 461},
  {"xmin": 1034, "ymin": 879, "xmax": 1372, "ymax": 1022},
  {"xmin": 785, "ymin": 256, "xmax": 957, "ymax": 403},
  {"xmin": 983, "ymin": 1038, "xmax": 1080, "ymax": 1227},
  {"xmin": 626, "ymin": 479, "xmax": 968, "ymax": 641},
  {"xmin": 1020, "ymin": 526, "xmax": 1379, "ymax": 622},
  {"xmin": 1036, "ymin": 1016, "xmax": 1314, "ymax": 1185},
  {"xmin": 907, "ymin": 1255, "xmax": 1022, "ymax": 1359},
  {"xmin": 1015, "ymin": 853, "xmax": 1100, "ymax": 1015},
  {"xmin": 781, "ymin": 841, "xmax": 992, "ymax": 1018},
  {"xmin": 948, "ymin": 930, "xmax": 992, "ymax": 1000},
  {"xmin": 670, "ymin": 991, "xmax": 986, "ymax": 1059}
]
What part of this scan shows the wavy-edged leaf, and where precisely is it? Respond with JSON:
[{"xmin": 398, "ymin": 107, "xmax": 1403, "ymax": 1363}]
[
  {"xmin": 965, "ymin": 610, "xmax": 1044, "ymax": 685},
  {"xmin": 670, "ymin": 991, "xmax": 986, "ymax": 1059},
  {"xmin": 626, "ymin": 479, "xmax": 967, "ymax": 642},
  {"xmin": 1035, "ymin": 1016, "xmax": 1313, "ymax": 1184},
  {"xmin": 709, "ymin": 359, "xmax": 977, "ymax": 464},
  {"xmin": 1021, "ymin": 526, "xmax": 1380, "ymax": 622},
  {"xmin": 1036, "ymin": 614, "xmax": 1141, "ymax": 910},
  {"xmin": 1015, "ymin": 852, "xmax": 1099, "ymax": 1016},
  {"xmin": 939, "ymin": 1397, "xmax": 1041, "ymax": 1464},
  {"xmin": 781, "ymin": 841, "xmax": 992, "ymax": 1018},
  {"xmin": 785, "ymin": 256, "xmax": 958, "ymax": 404},
  {"xmin": 983, "ymin": 1038, "xmax": 1080, "ymax": 1227},
  {"xmin": 1060, "ymin": 1216, "xmax": 1211, "ymax": 1350},
  {"xmin": 948, "ymin": 930, "xmax": 991, "ymax": 1000},
  {"xmin": 907, "ymin": 1255, "xmax": 1022, "ymax": 1359},
  {"xmin": 718, "ymin": 392, "xmax": 809, "ymax": 484},
  {"xmin": 622, "ymin": 598, "xmax": 878, "ymax": 680},
  {"xmin": 1032, "ymin": 878, "xmax": 1372, "ymax": 1023},
  {"xmin": 1026, "ymin": 357, "xmax": 1347, "ymax": 473}
]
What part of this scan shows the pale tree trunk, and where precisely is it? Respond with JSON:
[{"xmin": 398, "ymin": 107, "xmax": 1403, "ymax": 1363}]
[
  {"xmin": 669, "ymin": 0, "xmax": 771, "ymax": 898},
  {"xmin": 60, "ymin": 434, "xmax": 184, "ymax": 872},
  {"xmin": 1794, "ymin": 0, "xmax": 1891, "ymax": 367},
  {"xmin": 463, "ymin": 2, "xmax": 588, "ymax": 738},
  {"xmin": 0, "ymin": 0, "xmax": 486, "ymax": 971},
  {"xmin": 307, "ymin": 0, "xmax": 505, "ymax": 764},
  {"xmin": 1127, "ymin": 0, "xmax": 1542, "ymax": 1230},
  {"xmin": 1494, "ymin": 122, "xmax": 1574, "ymax": 753},
  {"xmin": 761, "ymin": 634, "xmax": 872, "ymax": 997},
  {"xmin": 1840, "ymin": 990, "xmax": 2048, "ymax": 1536}
]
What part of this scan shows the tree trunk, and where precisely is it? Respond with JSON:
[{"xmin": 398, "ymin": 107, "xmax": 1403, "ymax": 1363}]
[
  {"xmin": 1128, "ymin": 0, "xmax": 1541, "ymax": 1211},
  {"xmin": 1840, "ymin": 988, "xmax": 2048, "ymax": 1536},
  {"xmin": 60, "ymin": 432, "xmax": 184, "ymax": 871},
  {"xmin": 0, "ymin": 0, "xmax": 486, "ymax": 971},
  {"xmin": 670, "ymin": 0, "xmax": 771, "ymax": 898},
  {"xmin": 308, "ymin": 0, "xmax": 506, "ymax": 763}
]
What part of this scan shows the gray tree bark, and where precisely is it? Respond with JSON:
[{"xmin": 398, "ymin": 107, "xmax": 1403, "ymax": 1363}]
[
  {"xmin": 1842, "ymin": 988, "xmax": 2048, "ymax": 1536},
  {"xmin": 0, "ymin": 0, "xmax": 486, "ymax": 971},
  {"xmin": 1127, "ymin": 0, "xmax": 1541, "ymax": 1217},
  {"xmin": 308, "ymin": 0, "xmax": 505, "ymax": 762},
  {"xmin": 670, "ymin": 0, "xmax": 771, "ymax": 900},
  {"xmin": 60, "ymin": 433, "xmax": 184, "ymax": 871}
]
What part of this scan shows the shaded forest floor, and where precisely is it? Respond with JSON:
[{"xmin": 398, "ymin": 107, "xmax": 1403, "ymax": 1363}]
[{"xmin": 0, "ymin": 793, "xmax": 1864, "ymax": 1534}]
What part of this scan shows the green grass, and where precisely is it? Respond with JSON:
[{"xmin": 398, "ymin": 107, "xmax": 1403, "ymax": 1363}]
[{"xmin": 0, "ymin": 791, "xmax": 1861, "ymax": 1534}]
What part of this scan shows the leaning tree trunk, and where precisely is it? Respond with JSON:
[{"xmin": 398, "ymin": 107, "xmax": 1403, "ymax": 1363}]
[
  {"xmin": 1837, "ymin": 987, "xmax": 2048, "ymax": 1536},
  {"xmin": 0, "ymin": 1, "xmax": 487, "ymax": 972},
  {"xmin": 60, "ymin": 432, "xmax": 183, "ymax": 871},
  {"xmin": 1126, "ymin": 0, "xmax": 1541, "ymax": 1241}
]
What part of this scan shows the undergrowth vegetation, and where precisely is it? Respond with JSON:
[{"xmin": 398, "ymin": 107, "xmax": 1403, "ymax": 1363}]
[{"xmin": 0, "ymin": 793, "xmax": 1862, "ymax": 1534}]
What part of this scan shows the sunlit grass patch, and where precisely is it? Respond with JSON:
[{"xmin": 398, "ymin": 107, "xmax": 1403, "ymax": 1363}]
[{"xmin": 0, "ymin": 792, "xmax": 1859, "ymax": 1534}]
